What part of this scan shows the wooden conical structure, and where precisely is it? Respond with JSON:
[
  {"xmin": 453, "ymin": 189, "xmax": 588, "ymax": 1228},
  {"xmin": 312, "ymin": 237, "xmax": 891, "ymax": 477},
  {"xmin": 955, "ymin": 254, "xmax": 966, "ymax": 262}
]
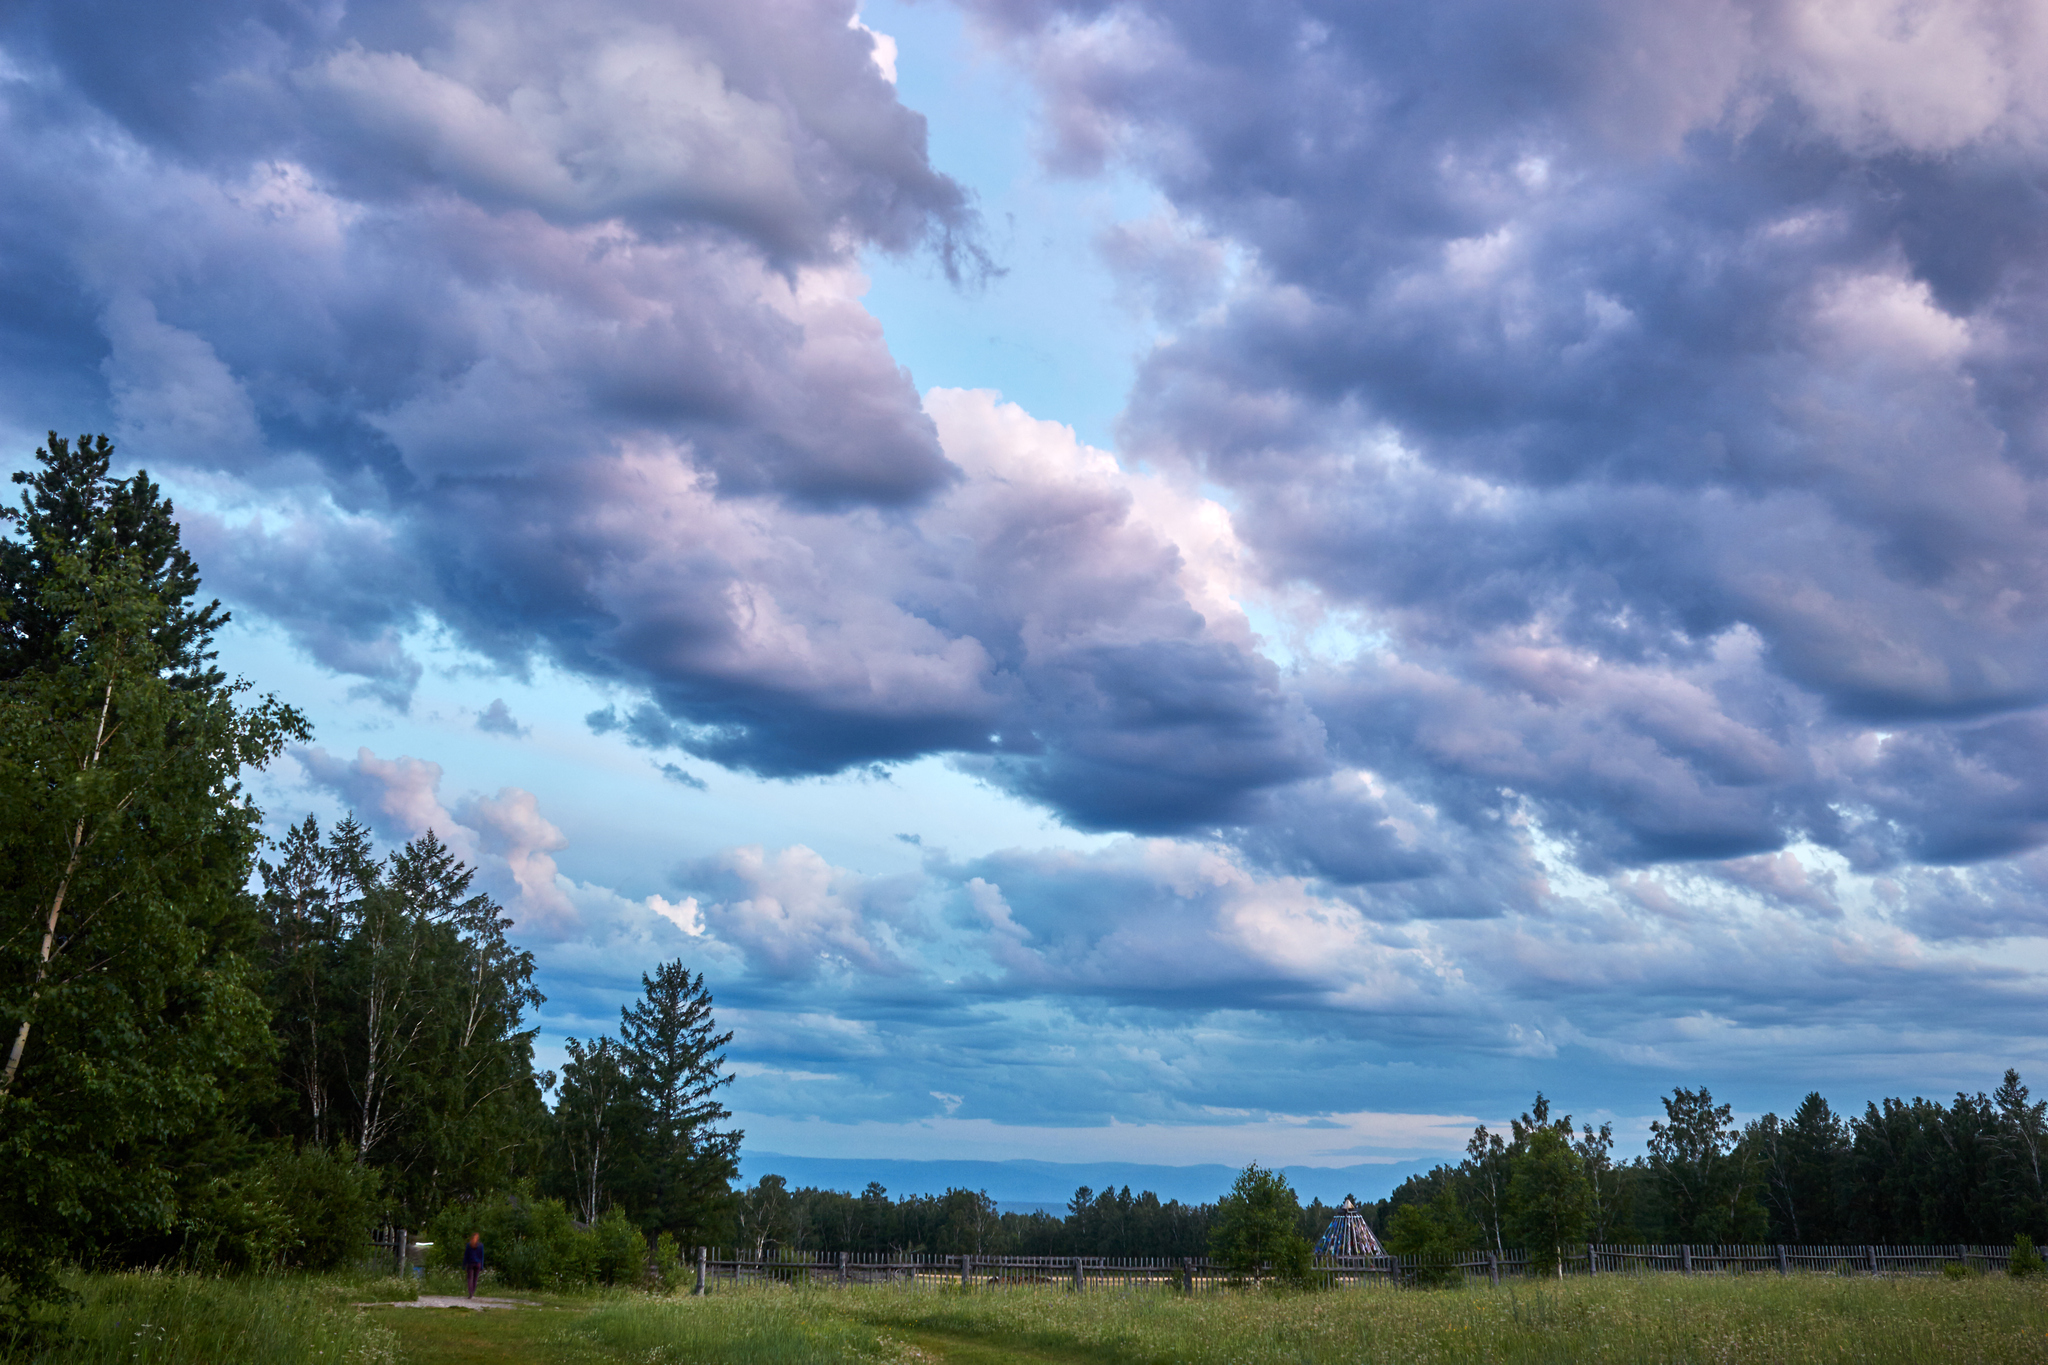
[{"xmin": 1313, "ymin": 1194, "xmax": 1385, "ymax": 1257}]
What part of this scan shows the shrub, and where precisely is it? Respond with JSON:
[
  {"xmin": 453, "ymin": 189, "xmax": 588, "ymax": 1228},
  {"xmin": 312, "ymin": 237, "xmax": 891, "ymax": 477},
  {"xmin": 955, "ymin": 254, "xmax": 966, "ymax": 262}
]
[
  {"xmin": 2009, "ymin": 1234, "xmax": 2044, "ymax": 1279},
  {"xmin": 592, "ymin": 1207, "xmax": 646, "ymax": 1286},
  {"xmin": 426, "ymin": 1192, "xmax": 650, "ymax": 1289},
  {"xmin": 652, "ymin": 1233, "xmax": 684, "ymax": 1292},
  {"xmin": 168, "ymin": 1162, "xmax": 296, "ymax": 1272},
  {"xmin": 266, "ymin": 1144, "xmax": 380, "ymax": 1272}
]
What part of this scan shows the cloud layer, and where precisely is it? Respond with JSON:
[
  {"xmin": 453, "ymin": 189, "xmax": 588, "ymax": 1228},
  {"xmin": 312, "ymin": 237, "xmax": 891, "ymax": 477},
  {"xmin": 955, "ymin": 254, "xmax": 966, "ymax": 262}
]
[{"xmin": 8, "ymin": 0, "xmax": 2048, "ymax": 1144}]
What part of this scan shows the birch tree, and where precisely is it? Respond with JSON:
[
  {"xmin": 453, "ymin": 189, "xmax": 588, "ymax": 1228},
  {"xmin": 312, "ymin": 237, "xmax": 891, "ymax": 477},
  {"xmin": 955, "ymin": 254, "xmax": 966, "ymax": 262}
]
[{"xmin": 260, "ymin": 817, "xmax": 547, "ymax": 1220}]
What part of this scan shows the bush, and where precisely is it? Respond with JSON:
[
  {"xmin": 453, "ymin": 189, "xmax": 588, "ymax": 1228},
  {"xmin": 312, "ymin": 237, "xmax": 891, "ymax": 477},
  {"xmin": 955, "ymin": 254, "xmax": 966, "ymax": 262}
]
[
  {"xmin": 652, "ymin": 1233, "xmax": 684, "ymax": 1292},
  {"xmin": 168, "ymin": 1163, "xmax": 295, "ymax": 1272},
  {"xmin": 266, "ymin": 1145, "xmax": 380, "ymax": 1272},
  {"xmin": 2009, "ymin": 1234, "xmax": 2044, "ymax": 1279},
  {"xmin": 426, "ymin": 1192, "xmax": 649, "ymax": 1289},
  {"xmin": 592, "ymin": 1207, "xmax": 646, "ymax": 1286}
]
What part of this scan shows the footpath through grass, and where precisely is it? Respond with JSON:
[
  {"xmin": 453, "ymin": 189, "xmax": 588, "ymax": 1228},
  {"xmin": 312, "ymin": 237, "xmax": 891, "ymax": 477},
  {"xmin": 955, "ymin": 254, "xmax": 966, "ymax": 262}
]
[{"xmin": 21, "ymin": 1271, "xmax": 2048, "ymax": 1364}]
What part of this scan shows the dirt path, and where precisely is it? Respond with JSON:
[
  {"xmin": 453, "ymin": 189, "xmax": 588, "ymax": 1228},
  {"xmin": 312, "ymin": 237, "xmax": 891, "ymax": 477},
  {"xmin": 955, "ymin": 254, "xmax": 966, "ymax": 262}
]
[
  {"xmin": 376, "ymin": 1301, "xmax": 1104, "ymax": 1365},
  {"xmin": 374, "ymin": 1301, "xmax": 580, "ymax": 1365},
  {"xmin": 891, "ymin": 1327, "xmax": 1102, "ymax": 1365}
]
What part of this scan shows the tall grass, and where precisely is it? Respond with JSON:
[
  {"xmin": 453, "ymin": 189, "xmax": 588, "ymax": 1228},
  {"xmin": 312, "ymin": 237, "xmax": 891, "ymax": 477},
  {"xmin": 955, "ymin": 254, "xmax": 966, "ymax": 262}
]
[
  {"xmin": 564, "ymin": 1289, "xmax": 905, "ymax": 1364},
  {"xmin": 573, "ymin": 1275, "xmax": 2048, "ymax": 1365},
  {"xmin": 863, "ymin": 1275, "xmax": 2048, "ymax": 1364},
  {"xmin": 17, "ymin": 1272, "xmax": 398, "ymax": 1365}
]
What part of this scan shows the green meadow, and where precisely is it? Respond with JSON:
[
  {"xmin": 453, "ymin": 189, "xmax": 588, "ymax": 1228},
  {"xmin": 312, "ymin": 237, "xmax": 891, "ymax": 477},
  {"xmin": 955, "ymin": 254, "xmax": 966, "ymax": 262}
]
[{"xmin": 20, "ymin": 1272, "xmax": 2048, "ymax": 1365}]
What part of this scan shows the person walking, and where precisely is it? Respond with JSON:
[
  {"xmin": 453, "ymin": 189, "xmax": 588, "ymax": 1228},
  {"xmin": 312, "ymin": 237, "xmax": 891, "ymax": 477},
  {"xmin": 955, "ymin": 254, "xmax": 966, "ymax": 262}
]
[{"xmin": 463, "ymin": 1233, "xmax": 485, "ymax": 1298}]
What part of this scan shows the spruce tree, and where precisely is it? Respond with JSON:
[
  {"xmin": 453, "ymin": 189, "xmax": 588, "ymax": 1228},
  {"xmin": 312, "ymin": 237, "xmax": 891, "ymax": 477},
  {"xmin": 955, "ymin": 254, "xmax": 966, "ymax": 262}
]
[{"xmin": 618, "ymin": 960, "xmax": 740, "ymax": 1240}]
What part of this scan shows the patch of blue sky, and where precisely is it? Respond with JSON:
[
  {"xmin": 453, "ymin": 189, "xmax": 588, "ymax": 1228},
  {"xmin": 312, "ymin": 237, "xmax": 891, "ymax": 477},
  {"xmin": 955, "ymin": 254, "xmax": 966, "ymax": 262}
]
[
  {"xmin": 855, "ymin": 0, "xmax": 1158, "ymax": 455},
  {"xmin": 1239, "ymin": 598, "xmax": 1387, "ymax": 673}
]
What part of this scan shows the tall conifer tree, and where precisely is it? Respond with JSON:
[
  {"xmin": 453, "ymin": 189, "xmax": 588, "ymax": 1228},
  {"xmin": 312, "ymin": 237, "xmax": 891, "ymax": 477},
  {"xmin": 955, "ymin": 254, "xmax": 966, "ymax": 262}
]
[{"xmin": 619, "ymin": 960, "xmax": 740, "ymax": 1240}]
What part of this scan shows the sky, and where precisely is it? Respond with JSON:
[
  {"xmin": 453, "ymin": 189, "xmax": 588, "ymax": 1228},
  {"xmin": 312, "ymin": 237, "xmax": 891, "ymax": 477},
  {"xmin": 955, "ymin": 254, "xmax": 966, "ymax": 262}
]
[{"xmin": 6, "ymin": 0, "xmax": 2048, "ymax": 1199}]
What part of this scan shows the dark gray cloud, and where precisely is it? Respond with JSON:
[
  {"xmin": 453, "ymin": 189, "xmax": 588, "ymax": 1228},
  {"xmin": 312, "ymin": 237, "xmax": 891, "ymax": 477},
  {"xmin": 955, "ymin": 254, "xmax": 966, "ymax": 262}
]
[
  {"xmin": 955, "ymin": 0, "xmax": 2048, "ymax": 909},
  {"xmin": 0, "ymin": 0, "xmax": 1321, "ymax": 834}
]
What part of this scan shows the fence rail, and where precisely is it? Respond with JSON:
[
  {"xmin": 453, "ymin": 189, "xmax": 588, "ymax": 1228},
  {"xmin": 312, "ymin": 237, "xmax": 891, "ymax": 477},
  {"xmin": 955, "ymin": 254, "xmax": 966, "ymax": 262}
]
[{"xmin": 677, "ymin": 1242, "xmax": 2018, "ymax": 1294}]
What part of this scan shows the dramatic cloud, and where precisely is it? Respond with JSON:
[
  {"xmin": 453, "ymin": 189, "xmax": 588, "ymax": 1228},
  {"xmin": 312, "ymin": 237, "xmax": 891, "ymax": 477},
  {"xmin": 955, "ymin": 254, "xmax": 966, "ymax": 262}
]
[
  {"xmin": 955, "ymin": 0, "xmax": 2048, "ymax": 895},
  {"xmin": 0, "ymin": 0, "xmax": 1326, "ymax": 832},
  {"xmin": 11, "ymin": 0, "xmax": 2048, "ymax": 1153}
]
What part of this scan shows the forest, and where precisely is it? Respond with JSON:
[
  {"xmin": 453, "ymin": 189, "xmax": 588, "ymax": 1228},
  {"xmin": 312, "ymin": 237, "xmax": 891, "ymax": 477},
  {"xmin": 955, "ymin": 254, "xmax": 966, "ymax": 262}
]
[
  {"xmin": 3, "ymin": 432, "xmax": 2047, "ymax": 1339},
  {"xmin": 719, "ymin": 1070, "xmax": 2048, "ymax": 1265}
]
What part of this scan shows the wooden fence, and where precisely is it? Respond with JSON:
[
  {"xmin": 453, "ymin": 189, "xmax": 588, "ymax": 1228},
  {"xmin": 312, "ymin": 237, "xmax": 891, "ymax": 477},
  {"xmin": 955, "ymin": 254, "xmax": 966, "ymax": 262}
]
[{"xmin": 681, "ymin": 1242, "xmax": 2018, "ymax": 1294}]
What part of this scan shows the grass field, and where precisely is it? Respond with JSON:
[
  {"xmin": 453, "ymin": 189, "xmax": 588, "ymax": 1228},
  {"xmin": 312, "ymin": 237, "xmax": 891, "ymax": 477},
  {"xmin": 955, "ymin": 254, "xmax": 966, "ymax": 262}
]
[{"xmin": 24, "ymin": 1271, "xmax": 2048, "ymax": 1364}]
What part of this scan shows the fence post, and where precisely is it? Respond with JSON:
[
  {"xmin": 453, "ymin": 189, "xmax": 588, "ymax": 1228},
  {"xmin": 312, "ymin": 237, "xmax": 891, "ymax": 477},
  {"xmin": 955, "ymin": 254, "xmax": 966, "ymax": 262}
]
[
  {"xmin": 694, "ymin": 1246, "xmax": 708, "ymax": 1296},
  {"xmin": 1678, "ymin": 1245, "xmax": 1691, "ymax": 1275},
  {"xmin": 395, "ymin": 1228, "xmax": 408, "ymax": 1277},
  {"xmin": 1775, "ymin": 1244, "xmax": 1788, "ymax": 1275},
  {"xmin": 1072, "ymin": 1256, "xmax": 1083, "ymax": 1292},
  {"xmin": 837, "ymin": 1250, "xmax": 848, "ymax": 1287},
  {"xmin": 1181, "ymin": 1257, "xmax": 1193, "ymax": 1295},
  {"xmin": 960, "ymin": 1255, "xmax": 971, "ymax": 1289},
  {"xmin": 1866, "ymin": 1245, "xmax": 1878, "ymax": 1276},
  {"xmin": 1587, "ymin": 1243, "xmax": 1597, "ymax": 1277},
  {"xmin": 1487, "ymin": 1251, "xmax": 1499, "ymax": 1287}
]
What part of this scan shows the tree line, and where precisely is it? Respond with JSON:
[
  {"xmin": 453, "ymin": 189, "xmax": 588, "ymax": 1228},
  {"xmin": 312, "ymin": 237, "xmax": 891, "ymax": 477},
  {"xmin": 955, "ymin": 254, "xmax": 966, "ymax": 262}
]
[
  {"xmin": 0, "ymin": 435, "xmax": 741, "ymax": 1340},
  {"xmin": 1376, "ymin": 1080, "xmax": 2048, "ymax": 1272},
  {"xmin": 714, "ymin": 1066, "xmax": 2048, "ymax": 1271}
]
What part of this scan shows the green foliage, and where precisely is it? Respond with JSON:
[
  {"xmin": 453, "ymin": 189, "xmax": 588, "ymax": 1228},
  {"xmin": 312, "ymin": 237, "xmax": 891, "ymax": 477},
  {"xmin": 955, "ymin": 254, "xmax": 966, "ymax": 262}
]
[
  {"xmin": 2009, "ymin": 1233, "xmax": 2044, "ymax": 1278},
  {"xmin": 591, "ymin": 1207, "xmax": 647, "ymax": 1286},
  {"xmin": 1750, "ymin": 1093, "xmax": 1850, "ymax": 1244},
  {"xmin": 14, "ymin": 1272, "xmax": 396, "ymax": 1365},
  {"xmin": 616, "ymin": 961, "xmax": 741, "ymax": 1242},
  {"xmin": 1385, "ymin": 1187, "xmax": 1478, "ymax": 1286},
  {"xmin": 163, "ymin": 1157, "xmax": 295, "ymax": 1273},
  {"xmin": 425, "ymin": 1191, "xmax": 645, "ymax": 1289},
  {"xmin": 259, "ymin": 815, "xmax": 550, "ymax": 1223},
  {"xmin": 266, "ymin": 1145, "xmax": 381, "ymax": 1272},
  {"xmin": 1505, "ymin": 1126, "xmax": 1592, "ymax": 1274},
  {"xmin": 552, "ymin": 1035, "xmax": 649, "ymax": 1225},
  {"xmin": 652, "ymin": 1232, "xmax": 684, "ymax": 1292},
  {"xmin": 0, "ymin": 433, "xmax": 306, "ymax": 1339},
  {"xmin": 1384, "ymin": 1186, "xmax": 1478, "ymax": 1258},
  {"xmin": 1647, "ymin": 1087, "xmax": 1767, "ymax": 1243},
  {"xmin": 1208, "ymin": 1164, "xmax": 1312, "ymax": 1285},
  {"xmin": 547, "ymin": 960, "xmax": 742, "ymax": 1243},
  {"xmin": 1059, "ymin": 1183, "xmax": 1211, "ymax": 1258}
]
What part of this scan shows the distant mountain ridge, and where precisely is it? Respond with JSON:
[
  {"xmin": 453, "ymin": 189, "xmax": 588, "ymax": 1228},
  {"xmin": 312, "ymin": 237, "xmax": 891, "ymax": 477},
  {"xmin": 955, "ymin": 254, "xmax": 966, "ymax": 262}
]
[{"xmin": 735, "ymin": 1152, "xmax": 1432, "ymax": 1208}]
